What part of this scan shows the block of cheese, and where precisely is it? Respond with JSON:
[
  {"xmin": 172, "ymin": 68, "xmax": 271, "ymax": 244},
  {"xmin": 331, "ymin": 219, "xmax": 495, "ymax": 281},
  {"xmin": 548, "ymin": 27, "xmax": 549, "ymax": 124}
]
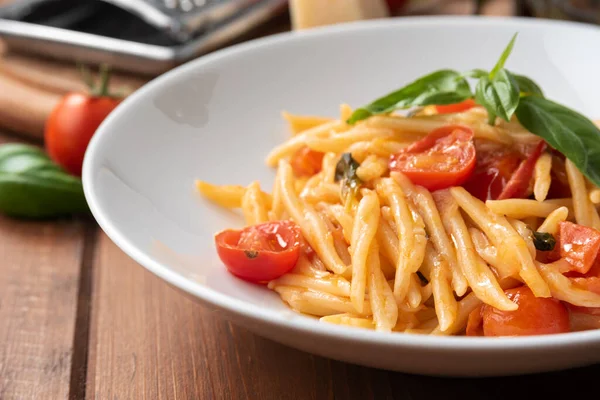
[{"xmin": 289, "ymin": 0, "xmax": 390, "ymax": 30}]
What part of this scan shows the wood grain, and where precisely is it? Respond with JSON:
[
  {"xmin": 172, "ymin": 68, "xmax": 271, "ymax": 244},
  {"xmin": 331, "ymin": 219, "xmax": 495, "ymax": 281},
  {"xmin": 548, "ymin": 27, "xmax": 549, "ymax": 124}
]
[
  {"xmin": 0, "ymin": 212, "xmax": 86, "ymax": 399},
  {"xmin": 0, "ymin": 56, "xmax": 147, "ymax": 140},
  {"xmin": 0, "ymin": 53, "xmax": 148, "ymax": 96},
  {"xmin": 0, "ymin": 73, "xmax": 61, "ymax": 139}
]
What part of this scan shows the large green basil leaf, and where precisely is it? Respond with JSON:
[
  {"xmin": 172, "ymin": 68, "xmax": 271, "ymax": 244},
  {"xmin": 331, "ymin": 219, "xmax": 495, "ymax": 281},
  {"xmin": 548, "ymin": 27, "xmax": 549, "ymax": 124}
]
[
  {"xmin": 512, "ymin": 74, "xmax": 544, "ymax": 97},
  {"xmin": 515, "ymin": 96, "xmax": 600, "ymax": 188},
  {"xmin": 347, "ymin": 70, "xmax": 472, "ymax": 124},
  {"xmin": 475, "ymin": 69, "xmax": 520, "ymax": 124}
]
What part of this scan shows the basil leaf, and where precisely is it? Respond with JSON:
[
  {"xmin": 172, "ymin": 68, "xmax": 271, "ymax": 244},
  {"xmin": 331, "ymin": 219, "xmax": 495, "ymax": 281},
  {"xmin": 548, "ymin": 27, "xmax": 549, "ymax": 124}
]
[
  {"xmin": 0, "ymin": 144, "xmax": 89, "ymax": 219},
  {"xmin": 490, "ymin": 33, "xmax": 517, "ymax": 78},
  {"xmin": 532, "ymin": 231, "xmax": 556, "ymax": 251},
  {"xmin": 475, "ymin": 69, "xmax": 520, "ymax": 124},
  {"xmin": 347, "ymin": 70, "xmax": 472, "ymax": 124},
  {"xmin": 512, "ymin": 74, "xmax": 544, "ymax": 97},
  {"xmin": 515, "ymin": 96, "xmax": 600, "ymax": 188},
  {"xmin": 334, "ymin": 153, "xmax": 362, "ymax": 201}
]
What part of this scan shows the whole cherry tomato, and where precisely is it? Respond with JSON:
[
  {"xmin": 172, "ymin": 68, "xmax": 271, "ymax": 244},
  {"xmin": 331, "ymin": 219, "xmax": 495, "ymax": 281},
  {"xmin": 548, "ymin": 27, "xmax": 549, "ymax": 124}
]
[{"xmin": 44, "ymin": 65, "xmax": 123, "ymax": 176}]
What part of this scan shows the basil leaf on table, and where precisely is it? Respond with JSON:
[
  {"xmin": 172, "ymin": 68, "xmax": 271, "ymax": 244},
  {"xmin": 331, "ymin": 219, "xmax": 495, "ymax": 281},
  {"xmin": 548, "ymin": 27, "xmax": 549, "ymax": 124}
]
[
  {"xmin": 512, "ymin": 74, "xmax": 544, "ymax": 97},
  {"xmin": 0, "ymin": 144, "xmax": 89, "ymax": 218},
  {"xmin": 347, "ymin": 70, "xmax": 472, "ymax": 124},
  {"xmin": 475, "ymin": 69, "xmax": 520, "ymax": 124},
  {"xmin": 515, "ymin": 96, "xmax": 600, "ymax": 188}
]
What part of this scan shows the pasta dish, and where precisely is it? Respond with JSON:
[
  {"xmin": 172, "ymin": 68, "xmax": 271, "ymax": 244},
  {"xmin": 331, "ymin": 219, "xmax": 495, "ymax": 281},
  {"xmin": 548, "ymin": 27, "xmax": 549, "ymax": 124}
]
[{"xmin": 196, "ymin": 35, "xmax": 600, "ymax": 337}]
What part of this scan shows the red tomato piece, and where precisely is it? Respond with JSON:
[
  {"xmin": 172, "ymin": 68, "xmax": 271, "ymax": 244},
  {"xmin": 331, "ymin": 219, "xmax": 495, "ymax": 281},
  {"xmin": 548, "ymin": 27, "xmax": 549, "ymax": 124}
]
[
  {"xmin": 434, "ymin": 99, "xmax": 477, "ymax": 114},
  {"xmin": 497, "ymin": 141, "xmax": 546, "ymax": 200},
  {"xmin": 290, "ymin": 146, "xmax": 324, "ymax": 177},
  {"xmin": 215, "ymin": 220, "xmax": 302, "ymax": 283},
  {"xmin": 389, "ymin": 125, "xmax": 476, "ymax": 191},
  {"xmin": 554, "ymin": 222, "xmax": 600, "ymax": 275},
  {"xmin": 476, "ymin": 287, "xmax": 570, "ymax": 337}
]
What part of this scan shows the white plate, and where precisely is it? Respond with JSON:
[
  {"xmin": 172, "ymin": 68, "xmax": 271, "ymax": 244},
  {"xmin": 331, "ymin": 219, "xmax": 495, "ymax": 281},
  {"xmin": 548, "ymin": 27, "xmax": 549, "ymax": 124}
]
[{"xmin": 82, "ymin": 16, "xmax": 600, "ymax": 377}]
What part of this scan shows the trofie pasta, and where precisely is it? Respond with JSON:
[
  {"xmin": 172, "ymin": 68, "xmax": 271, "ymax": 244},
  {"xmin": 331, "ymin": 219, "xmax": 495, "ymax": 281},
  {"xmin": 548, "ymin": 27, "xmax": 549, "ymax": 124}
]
[{"xmin": 197, "ymin": 35, "xmax": 600, "ymax": 337}]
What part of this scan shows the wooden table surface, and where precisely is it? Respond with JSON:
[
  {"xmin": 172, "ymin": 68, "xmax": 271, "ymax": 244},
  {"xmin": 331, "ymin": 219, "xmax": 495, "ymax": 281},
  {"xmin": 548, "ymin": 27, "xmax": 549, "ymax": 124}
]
[{"xmin": 1, "ymin": 1, "xmax": 599, "ymax": 399}]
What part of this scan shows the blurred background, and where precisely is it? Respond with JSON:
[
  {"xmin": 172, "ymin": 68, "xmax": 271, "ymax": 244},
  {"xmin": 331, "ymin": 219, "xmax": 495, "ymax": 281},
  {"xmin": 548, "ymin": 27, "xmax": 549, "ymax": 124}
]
[{"xmin": 0, "ymin": 0, "xmax": 598, "ymax": 141}]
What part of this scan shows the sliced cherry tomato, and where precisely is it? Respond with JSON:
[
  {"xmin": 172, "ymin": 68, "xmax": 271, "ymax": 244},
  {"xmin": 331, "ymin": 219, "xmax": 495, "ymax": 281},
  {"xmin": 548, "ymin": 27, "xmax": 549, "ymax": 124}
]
[
  {"xmin": 389, "ymin": 125, "xmax": 476, "ymax": 191},
  {"xmin": 215, "ymin": 220, "xmax": 302, "ymax": 283},
  {"xmin": 497, "ymin": 141, "xmax": 546, "ymax": 200},
  {"xmin": 290, "ymin": 146, "xmax": 324, "ymax": 177},
  {"xmin": 467, "ymin": 287, "xmax": 570, "ymax": 336},
  {"xmin": 434, "ymin": 99, "xmax": 477, "ymax": 114},
  {"xmin": 461, "ymin": 144, "xmax": 522, "ymax": 201}
]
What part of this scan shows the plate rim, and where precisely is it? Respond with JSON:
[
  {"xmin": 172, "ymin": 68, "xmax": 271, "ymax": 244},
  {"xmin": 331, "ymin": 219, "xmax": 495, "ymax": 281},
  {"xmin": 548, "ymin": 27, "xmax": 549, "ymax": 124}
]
[{"xmin": 82, "ymin": 15, "xmax": 600, "ymax": 351}]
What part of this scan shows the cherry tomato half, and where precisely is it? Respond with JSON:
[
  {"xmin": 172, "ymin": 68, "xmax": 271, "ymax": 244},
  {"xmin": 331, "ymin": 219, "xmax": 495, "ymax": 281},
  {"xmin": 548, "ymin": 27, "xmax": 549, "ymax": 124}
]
[
  {"xmin": 434, "ymin": 99, "xmax": 477, "ymax": 114},
  {"xmin": 389, "ymin": 125, "xmax": 476, "ymax": 191},
  {"xmin": 215, "ymin": 220, "xmax": 302, "ymax": 283},
  {"xmin": 290, "ymin": 146, "xmax": 324, "ymax": 177},
  {"xmin": 467, "ymin": 286, "xmax": 570, "ymax": 337},
  {"xmin": 45, "ymin": 93, "xmax": 121, "ymax": 176}
]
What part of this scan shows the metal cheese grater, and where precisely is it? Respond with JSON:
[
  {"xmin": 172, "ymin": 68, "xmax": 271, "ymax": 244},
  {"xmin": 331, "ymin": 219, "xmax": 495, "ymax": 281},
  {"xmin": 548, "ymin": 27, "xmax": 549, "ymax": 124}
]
[
  {"xmin": 102, "ymin": 0, "xmax": 265, "ymax": 42},
  {"xmin": 0, "ymin": 0, "xmax": 288, "ymax": 75}
]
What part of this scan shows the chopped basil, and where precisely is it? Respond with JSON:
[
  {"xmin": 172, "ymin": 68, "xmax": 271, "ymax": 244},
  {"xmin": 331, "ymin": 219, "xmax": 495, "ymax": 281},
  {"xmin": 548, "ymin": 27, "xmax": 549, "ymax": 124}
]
[
  {"xmin": 532, "ymin": 231, "xmax": 557, "ymax": 251},
  {"xmin": 334, "ymin": 153, "xmax": 362, "ymax": 202}
]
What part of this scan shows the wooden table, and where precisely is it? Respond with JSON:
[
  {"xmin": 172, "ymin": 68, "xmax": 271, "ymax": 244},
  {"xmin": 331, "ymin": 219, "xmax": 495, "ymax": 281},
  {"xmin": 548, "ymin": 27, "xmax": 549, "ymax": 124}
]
[{"xmin": 0, "ymin": 1, "xmax": 599, "ymax": 399}]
